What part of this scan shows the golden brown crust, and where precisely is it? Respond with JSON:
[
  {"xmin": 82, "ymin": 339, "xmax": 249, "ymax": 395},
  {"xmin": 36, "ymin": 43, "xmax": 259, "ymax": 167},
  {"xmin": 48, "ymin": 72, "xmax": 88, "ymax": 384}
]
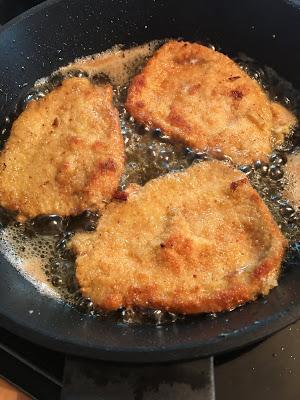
[
  {"xmin": 0, "ymin": 78, "xmax": 124, "ymax": 219},
  {"xmin": 283, "ymin": 151, "xmax": 300, "ymax": 208},
  {"xmin": 70, "ymin": 161, "xmax": 287, "ymax": 314},
  {"xmin": 271, "ymin": 102, "xmax": 297, "ymax": 144},
  {"xmin": 126, "ymin": 41, "xmax": 297, "ymax": 165}
]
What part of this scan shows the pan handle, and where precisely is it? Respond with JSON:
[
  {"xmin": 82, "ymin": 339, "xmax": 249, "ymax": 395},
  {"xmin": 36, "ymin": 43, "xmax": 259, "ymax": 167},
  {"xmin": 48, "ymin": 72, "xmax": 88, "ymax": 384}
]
[{"xmin": 61, "ymin": 355, "xmax": 215, "ymax": 400}]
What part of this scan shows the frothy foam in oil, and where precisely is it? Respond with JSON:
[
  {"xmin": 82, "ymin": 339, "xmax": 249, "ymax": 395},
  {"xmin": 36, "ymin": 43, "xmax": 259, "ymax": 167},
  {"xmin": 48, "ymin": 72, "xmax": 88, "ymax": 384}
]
[
  {"xmin": 60, "ymin": 41, "xmax": 161, "ymax": 86},
  {"xmin": 0, "ymin": 222, "xmax": 60, "ymax": 298},
  {"xmin": 1, "ymin": 40, "xmax": 300, "ymax": 324}
]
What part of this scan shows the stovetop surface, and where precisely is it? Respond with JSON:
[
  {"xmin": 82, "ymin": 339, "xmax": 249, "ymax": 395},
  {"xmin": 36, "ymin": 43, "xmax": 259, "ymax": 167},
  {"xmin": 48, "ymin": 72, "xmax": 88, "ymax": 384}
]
[
  {"xmin": 1, "ymin": 320, "xmax": 300, "ymax": 400},
  {"xmin": 0, "ymin": 1, "xmax": 299, "ymax": 399}
]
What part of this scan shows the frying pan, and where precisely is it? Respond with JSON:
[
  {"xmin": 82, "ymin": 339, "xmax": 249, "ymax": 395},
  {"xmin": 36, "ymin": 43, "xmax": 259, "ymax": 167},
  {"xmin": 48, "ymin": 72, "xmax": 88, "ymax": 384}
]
[{"xmin": 1, "ymin": 0, "xmax": 300, "ymax": 378}]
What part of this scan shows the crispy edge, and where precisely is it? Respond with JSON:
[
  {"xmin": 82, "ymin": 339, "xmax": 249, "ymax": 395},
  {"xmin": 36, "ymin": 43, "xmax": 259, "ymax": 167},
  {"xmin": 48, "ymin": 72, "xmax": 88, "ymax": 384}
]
[{"xmin": 271, "ymin": 101, "xmax": 297, "ymax": 144}]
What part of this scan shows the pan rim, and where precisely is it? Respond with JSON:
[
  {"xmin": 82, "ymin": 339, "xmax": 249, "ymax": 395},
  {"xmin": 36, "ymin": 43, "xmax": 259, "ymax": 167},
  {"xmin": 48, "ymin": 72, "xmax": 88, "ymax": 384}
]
[
  {"xmin": 0, "ymin": 0, "xmax": 63, "ymax": 35},
  {"xmin": 1, "ymin": 288, "xmax": 300, "ymax": 362}
]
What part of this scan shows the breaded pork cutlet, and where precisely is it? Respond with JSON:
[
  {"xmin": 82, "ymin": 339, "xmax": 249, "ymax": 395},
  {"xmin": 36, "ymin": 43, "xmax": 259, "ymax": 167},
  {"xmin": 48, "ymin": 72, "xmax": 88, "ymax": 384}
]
[
  {"xmin": 126, "ymin": 41, "xmax": 297, "ymax": 165},
  {"xmin": 283, "ymin": 151, "xmax": 300, "ymax": 208},
  {"xmin": 70, "ymin": 161, "xmax": 286, "ymax": 314},
  {"xmin": 0, "ymin": 77, "xmax": 124, "ymax": 220}
]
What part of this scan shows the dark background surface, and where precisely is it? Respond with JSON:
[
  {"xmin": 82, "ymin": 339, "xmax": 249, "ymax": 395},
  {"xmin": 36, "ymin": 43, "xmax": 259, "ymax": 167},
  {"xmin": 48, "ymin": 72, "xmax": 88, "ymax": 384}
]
[
  {"xmin": 0, "ymin": 0, "xmax": 299, "ymax": 399},
  {"xmin": 1, "ymin": 321, "xmax": 300, "ymax": 400},
  {"xmin": 0, "ymin": 0, "xmax": 42, "ymax": 24}
]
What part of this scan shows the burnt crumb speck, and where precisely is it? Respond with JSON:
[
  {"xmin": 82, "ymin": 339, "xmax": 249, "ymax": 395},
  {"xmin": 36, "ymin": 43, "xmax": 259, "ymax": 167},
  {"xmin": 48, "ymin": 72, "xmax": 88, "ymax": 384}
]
[
  {"xmin": 230, "ymin": 89, "xmax": 244, "ymax": 100},
  {"xmin": 113, "ymin": 191, "xmax": 129, "ymax": 201},
  {"xmin": 52, "ymin": 117, "xmax": 59, "ymax": 127},
  {"xmin": 160, "ymin": 243, "xmax": 166, "ymax": 248},
  {"xmin": 228, "ymin": 76, "xmax": 241, "ymax": 81},
  {"xmin": 230, "ymin": 178, "xmax": 248, "ymax": 191},
  {"xmin": 99, "ymin": 159, "xmax": 116, "ymax": 172}
]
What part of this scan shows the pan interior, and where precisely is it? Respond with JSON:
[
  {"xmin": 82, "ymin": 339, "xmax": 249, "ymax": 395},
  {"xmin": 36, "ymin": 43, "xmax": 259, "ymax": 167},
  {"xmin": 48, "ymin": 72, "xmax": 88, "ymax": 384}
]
[{"xmin": 1, "ymin": 39, "xmax": 300, "ymax": 324}]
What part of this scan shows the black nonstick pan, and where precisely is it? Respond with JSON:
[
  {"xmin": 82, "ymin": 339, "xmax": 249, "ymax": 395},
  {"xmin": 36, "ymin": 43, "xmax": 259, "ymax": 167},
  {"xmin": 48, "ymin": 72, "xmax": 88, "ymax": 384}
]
[{"xmin": 1, "ymin": 0, "xmax": 300, "ymax": 396}]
